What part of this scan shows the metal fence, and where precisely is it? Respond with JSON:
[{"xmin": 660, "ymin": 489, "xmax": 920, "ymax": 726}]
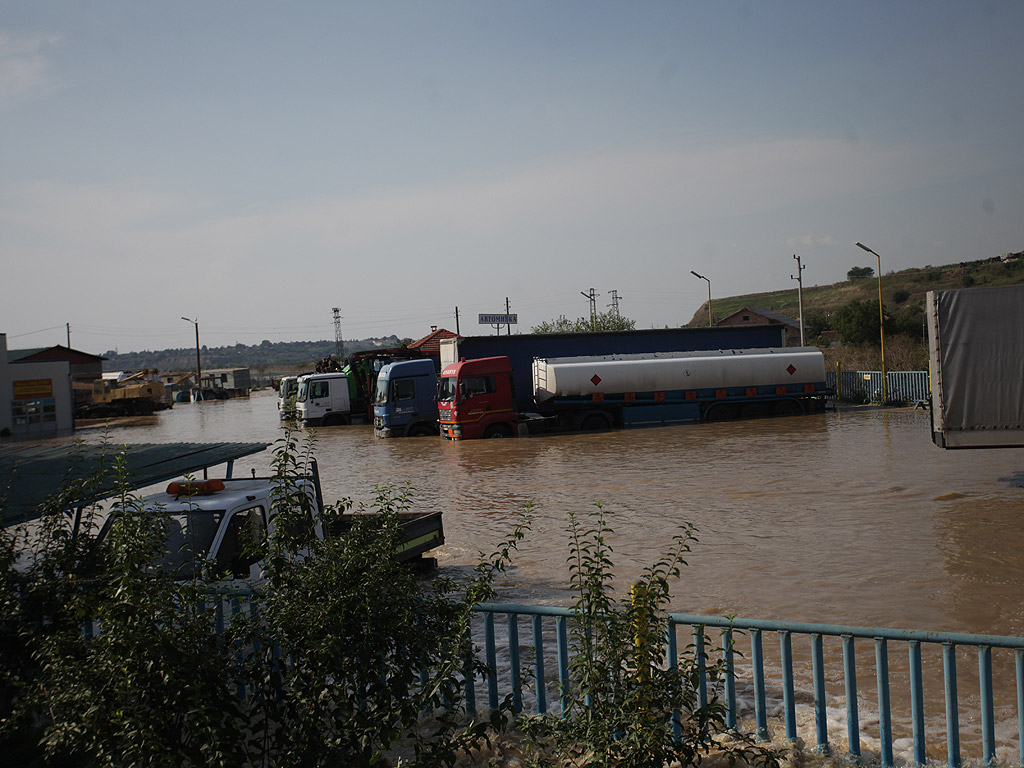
[
  {"xmin": 826, "ymin": 370, "xmax": 930, "ymax": 404},
  {"xmin": 473, "ymin": 602, "xmax": 1024, "ymax": 768}
]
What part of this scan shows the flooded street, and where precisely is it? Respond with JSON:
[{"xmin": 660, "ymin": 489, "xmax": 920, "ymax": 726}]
[{"xmin": 78, "ymin": 392, "xmax": 1024, "ymax": 638}]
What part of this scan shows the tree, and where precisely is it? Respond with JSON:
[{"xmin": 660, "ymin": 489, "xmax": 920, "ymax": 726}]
[
  {"xmin": 802, "ymin": 311, "xmax": 831, "ymax": 340},
  {"xmin": 847, "ymin": 265, "xmax": 875, "ymax": 280},
  {"xmin": 834, "ymin": 299, "xmax": 885, "ymax": 345},
  {"xmin": 532, "ymin": 311, "xmax": 636, "ymax": 334}
]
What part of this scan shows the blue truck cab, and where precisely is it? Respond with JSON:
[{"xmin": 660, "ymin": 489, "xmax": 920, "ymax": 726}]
[{"xmin": 373, "ymin": 358, "xmax": 440, "ymax": 438}]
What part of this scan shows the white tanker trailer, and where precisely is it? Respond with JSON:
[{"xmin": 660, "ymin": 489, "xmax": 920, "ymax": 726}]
[
  {"xmin": 437, "ymin": 348, "xmax": 831, "ymax": 439},
  {"xmin": 524, "ymin": 347, "xmax": 830, "ymax": 431}
]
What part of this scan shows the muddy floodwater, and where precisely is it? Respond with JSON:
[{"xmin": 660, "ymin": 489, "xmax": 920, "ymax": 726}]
[{"xmin": 76, "ymin": 391, "xmax": 1024, "ymax": 638}]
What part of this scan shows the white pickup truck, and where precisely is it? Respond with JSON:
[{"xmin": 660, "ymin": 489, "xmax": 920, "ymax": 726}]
[{"xmin": 138, "ymin": 464, "xmax": 444, "ymax": 580}]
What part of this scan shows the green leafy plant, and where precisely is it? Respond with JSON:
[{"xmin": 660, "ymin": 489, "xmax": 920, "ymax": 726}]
[
  {"xmin": 223, "ymin": 432, "xmax": 531, "ymax": 767},
  {"xmin": 521, "ymin": 505, "xmax": 779, "ymax": 768},
  {"xmin": 8, "ymin": 445, "xmax": 248, "ymax": 767},
  {"xmin": 1, "ymin": 432, "xmax": 531, "ymax": 767}
]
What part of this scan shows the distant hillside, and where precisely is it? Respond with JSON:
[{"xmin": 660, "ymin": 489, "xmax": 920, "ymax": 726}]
[
  {"xmin": 102, "ymin": 336, "xmax": 403, "ymax": 375},
  {"xmin": 687, "ymin": 251, "xmax": 1024, "ymax": 328}
]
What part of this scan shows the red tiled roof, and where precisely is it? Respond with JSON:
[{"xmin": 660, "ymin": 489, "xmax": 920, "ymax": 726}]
[{"xmin": 407, "ymin": 328, "xmax": 457, "ymax": 355}]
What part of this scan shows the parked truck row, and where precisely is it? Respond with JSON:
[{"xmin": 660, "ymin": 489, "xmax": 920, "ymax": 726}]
[{"xmin": 286, "ymin": 326, "xmax": 831, "ymax": 440}]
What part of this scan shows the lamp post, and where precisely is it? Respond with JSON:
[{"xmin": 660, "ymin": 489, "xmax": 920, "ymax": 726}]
[
  {"xmin": 854, "ymin": 242, "xmax": 887, "ymax": 404},
  {"xmin": 181, "ymin": 317, "xmax": 201, "ymax": 398},
  {"xmin": 690, "ymin": 271, "xmax": 712, "ymax": 327}
]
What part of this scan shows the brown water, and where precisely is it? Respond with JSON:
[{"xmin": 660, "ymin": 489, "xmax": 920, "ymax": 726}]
[{"xmin": 79, "ymin": 391, "xmax": 1024, "ymax": 637}]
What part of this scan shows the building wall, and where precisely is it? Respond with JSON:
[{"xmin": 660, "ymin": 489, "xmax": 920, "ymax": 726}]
[
  {"xmin": 1, "ymin": 333, "xmax": 75, "ymax": 438},
  {"xmin": 716, "ymin": 310, "xmax": 798, "ymax": 345}
]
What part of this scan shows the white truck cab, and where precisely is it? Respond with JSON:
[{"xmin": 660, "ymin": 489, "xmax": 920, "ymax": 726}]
[
  {"xmin": 142, "ymin": 476, "xmax": 320, "ymax": 581},
  {"xmin": 296, "ymin": 372, "xmax": 352, "ymax": 427},
  {"xmin": 131, "ymin": 466, "xmax": 444, "ymax": 581},
  {"xmin": 278, "ymin": 376, "xmax": 299, "ymax": 420}
]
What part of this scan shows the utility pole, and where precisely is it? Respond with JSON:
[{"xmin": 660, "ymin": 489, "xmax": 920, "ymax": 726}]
[
  {"xmin": 506, "ymin": 297, "xmax": 512, "ymax": 336},
  {"xmin": 608, "ymin": 290, "xmax": 621, "ymax": 318},
  {"xmin": 332, "ymin": 307, "xmax": 343, "ymax": 359},
  {"xmin": 454, "ymin": 306, "xmax": 460, "ymax": 335},
  {"xmin": 791, "ymin": 254, "xmax": 806, "ymax": 346},
  {"xmin": 581, "ymin": 288, "xmax": 598, "ymax": 331},
  {"xmin": 66, "ymin": 323, "xmax": 70, "ymax": 348},
  {"xmin": 181, "ymin": 317, "xmax": 201, "ymax": 396},
  {"xmin": 690, "ymin": 272, "xmax": 712, "ymax": 327}
]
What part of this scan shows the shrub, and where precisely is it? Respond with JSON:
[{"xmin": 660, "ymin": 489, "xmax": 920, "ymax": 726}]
[
  {"xmin": 1, "ymin": 434, "xmax": 528, "ymax": 767},
  {"xmin": 520, "ymin": 505, "xmax": 779, "ymax": 768}
]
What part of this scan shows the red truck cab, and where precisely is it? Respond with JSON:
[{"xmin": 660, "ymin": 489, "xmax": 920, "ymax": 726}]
[{"xmin": 437, "ymin": 356, "xmax": 517, "ymax": 440}]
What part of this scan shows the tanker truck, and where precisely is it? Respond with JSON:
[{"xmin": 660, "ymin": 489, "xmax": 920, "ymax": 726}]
[{"xmin": 438, "ymin": 347, "xmax": 830, "ymax": 439}]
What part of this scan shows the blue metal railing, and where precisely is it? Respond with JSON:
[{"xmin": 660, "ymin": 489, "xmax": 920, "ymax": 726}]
[
  {"xmin": 826, "ymin": 370, "xmax": 930, "ymax": 404},
  {"xmin": 473, "ymin": 603, "xmax": 1024, "ymax": 768}
]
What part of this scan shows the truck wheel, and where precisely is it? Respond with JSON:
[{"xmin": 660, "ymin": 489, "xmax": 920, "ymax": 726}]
[
  {"xmin": 484, "ymin": 423, "xmax": 513, "ymax": 438},
  {"xmin": 408, "ymin": 423, "xmax": 437, "ymax": 437},
  {"xmin": 322, "ymin": 413, "xmax": 351, "ymax": 427},
  {"xmin": 576, "ymin": 411, "xmax": 612, "ymax": 431},
  {"xmin": 740, "ymin": 403, "xmax": 766, "ymax": 420},
  {"xmin": 705, "ymin": 404, "xmax": 737, "ymax": 422},
  {"xmin": 773, "ymin": 399, "xmax": 804, "ymax": 418}
]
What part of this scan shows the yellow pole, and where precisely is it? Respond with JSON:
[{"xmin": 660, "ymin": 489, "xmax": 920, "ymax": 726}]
[
  {"xmin": 875, "ymin": 253, "xmax": 887, "ymax": 404},
  {"xmin": 855, "ymin": 242, "xmax": 887, "ymax": 404}
]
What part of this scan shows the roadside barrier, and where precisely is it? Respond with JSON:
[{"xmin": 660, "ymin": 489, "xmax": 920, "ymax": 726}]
[
  {"xmin": 826, "ymin": 370, "xmax": 930, "ymax": 404},
  {"xmin": 473, "ymin": 603, "xmax": 1024, "ymax": 768}
]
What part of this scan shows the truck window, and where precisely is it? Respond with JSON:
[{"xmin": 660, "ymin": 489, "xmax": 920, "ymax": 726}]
[
  {"xmin": 297, "ymin": 380, "xmax": 308, "ymax": 402},
  {"xmin": 439, "ymin": 377, "xmax": 457, "ymax": 402},
  {"xmin": 310, "ymin": 380, "xmax": 329, "ymax": 399},
  {"xmin": 151, "ymin": 510, "xmax": 224, "ymax": 579},
  {"xmin": 216, "ymin": 506, "xmax": 268, "ymax": 578},
  {"xmin": 461, "ymin": 375, "xmax": 497, "ymax": 398},
  {"xmin": 374, "ymin": 378, "xmax": 390, "ymax": 406},
  {"xmin": 393, "ymin": 378, "xmax": 416, "ymax": 402}
]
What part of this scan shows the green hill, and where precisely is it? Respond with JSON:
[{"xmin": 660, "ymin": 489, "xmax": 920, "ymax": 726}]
[{"xmin": 688, "ymin": 251, "xmax": 1024, "ymax": 328}]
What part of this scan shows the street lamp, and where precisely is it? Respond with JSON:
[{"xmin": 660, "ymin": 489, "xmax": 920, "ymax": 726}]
[
  {"xmin": 854, "ymin": 242, "xmax": 887, "ymax": 404},
  {"xmin": 181, "ymin": 317, "xmax": 202, "ymax": 399},
  {"xmin": 690, "ymin": 271, "xmax": 712, "ymax": 327}
]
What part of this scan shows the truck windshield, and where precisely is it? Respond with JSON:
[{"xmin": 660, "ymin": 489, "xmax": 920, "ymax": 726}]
[
  {"xmin": 438, "ymin": 376, "xmax": 457, "ymax": 402},
  {"xmin": 296, "ymin": 380, "xmax": 308, "ymax": 402},
  {"xmin": 373, "ymin": 377, "xmax": 390, "ymax": 406}
]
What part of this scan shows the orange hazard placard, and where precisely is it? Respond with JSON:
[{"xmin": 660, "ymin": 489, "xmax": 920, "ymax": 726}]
[{"xmin": 13, "ymin": 379, "xmax": 53, "ymax": 400}]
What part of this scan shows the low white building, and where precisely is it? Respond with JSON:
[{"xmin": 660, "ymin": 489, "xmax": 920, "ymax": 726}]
[{"xmin": 1, "ymin": 333, "xmax": 75, "ymax": 439}]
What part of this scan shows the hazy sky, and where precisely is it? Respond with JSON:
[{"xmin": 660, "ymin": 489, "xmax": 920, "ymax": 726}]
[{"xmin": 3, "ymin": 1, "xmax": 1023, "ymax": 355}]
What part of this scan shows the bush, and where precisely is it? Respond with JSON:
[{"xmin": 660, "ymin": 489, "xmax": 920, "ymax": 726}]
[
  {"xmin": 1, "ymin": 434, "xmax": 527, "ymax": 767},
  {"xmin": 847, "ymin": 265, "xmax": 874, "ymax": 280},
  {"xmin": 520, "ymin": 505, "xmax": 778, "ymax": 768}
]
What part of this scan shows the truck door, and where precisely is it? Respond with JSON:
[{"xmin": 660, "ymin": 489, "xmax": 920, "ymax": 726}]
[
  {"xmin": 459, "ymin": 372, "xmax": 513, "ymax": 437},
  {"xmin": 308, "ymin": 378, "xmax": 331, "ymax": 417},
  {"xmin": 213, "ymin": 505, "xmax": 268, "ymax": 579}
]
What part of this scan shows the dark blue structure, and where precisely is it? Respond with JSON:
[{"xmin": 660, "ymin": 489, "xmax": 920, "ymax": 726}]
[{"xmin": 449, "ymin": 325, "xmax": 787, "ymax": 412}]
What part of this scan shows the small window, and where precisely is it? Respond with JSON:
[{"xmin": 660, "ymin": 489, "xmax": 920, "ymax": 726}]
[
  {"xmin": 216, "ymin": 506, "xmax": 267, "ymax": 578},
  {"xmin": 393, "ymin": 379, "xmax": 416, "ymax": 402},
  {"xmin": 461, "ymin": 375, "xmax": 497, "ymax": 398},
  {"xmin": 742, "ymin": 315, "xmax": 750, "ymax": 321},
  {"xmin": 310, "ymin": 380, "xmax": 330, "ymax": 399}
]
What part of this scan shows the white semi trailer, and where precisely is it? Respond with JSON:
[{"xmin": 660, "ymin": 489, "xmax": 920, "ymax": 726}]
[{"xmin": 927, "ymin": 284, "xmax": 1024, "ymax": 449}]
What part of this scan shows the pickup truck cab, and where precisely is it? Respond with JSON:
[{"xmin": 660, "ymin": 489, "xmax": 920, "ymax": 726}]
[{"xmin": 133, "ymin": 467, "xmax": 444, "ymax": 580}]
